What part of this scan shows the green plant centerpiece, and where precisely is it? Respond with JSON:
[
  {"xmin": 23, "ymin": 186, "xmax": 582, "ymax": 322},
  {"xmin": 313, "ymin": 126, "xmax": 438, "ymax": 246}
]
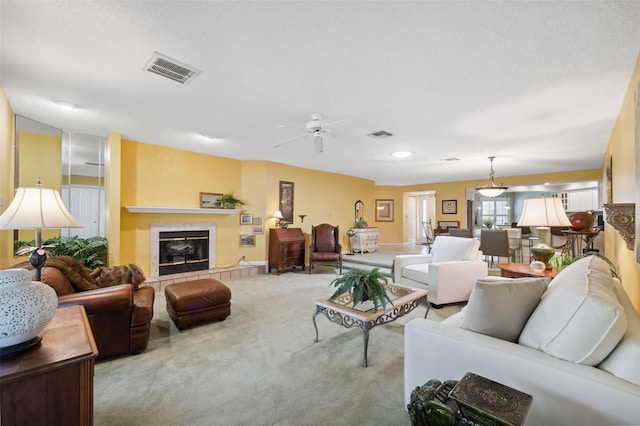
[
  {"xmin": 214, "ymin": 192, "xmax": 245, "ymax": 209},
  {"xmin": 354, "ymin": 219, "xmax": 368, "ymax": 228},
  {"xmin": 549, "ymin": 251, "xmax": 619, "ymax": 278},
  {"xmin": 329, "ymin": 268, "xmax": 393, "ymax": 311}
]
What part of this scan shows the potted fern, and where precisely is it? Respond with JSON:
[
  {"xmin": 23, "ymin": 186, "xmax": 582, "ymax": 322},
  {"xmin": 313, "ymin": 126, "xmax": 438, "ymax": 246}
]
[
  {"xmin": 214, "ymin": 192, "xmax": 245, "ymax": 209},
  {"xmin": 329, "ymin": 268, "xmax": 393, "ymax": 311}
]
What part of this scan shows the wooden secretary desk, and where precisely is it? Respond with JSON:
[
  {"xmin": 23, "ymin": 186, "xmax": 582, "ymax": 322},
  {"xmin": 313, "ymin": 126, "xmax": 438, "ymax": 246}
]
[
  {"xmin": 1, "ymin": 305, "xmax": 98, "ymax": 426},
  {"xmin": 269, "ymin": 227, "xmax": 305, "ymax": 274}
]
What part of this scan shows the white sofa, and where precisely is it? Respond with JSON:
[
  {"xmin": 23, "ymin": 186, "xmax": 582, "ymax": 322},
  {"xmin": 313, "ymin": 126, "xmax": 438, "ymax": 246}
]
[
  {"xmin": 404, "ymin": 256, "xmax": 640, "ymax": 425},
  {"xmin": 393, "ymin": 236, "xmax": 488, "ymax": 305}
]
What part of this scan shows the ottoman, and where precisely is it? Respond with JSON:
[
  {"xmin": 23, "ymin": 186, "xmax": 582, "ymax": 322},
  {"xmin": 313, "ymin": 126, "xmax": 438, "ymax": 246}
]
[{"xmin": 165, "ymin": 279, "xmax": 231, "ymax": 330}]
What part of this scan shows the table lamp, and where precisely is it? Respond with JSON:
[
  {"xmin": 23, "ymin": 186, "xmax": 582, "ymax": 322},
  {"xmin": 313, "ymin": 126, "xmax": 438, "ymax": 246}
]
[
  {"xmin": 273, "ymin": 210, "xmax": 284, "ymax": 228},
  {"xmin": 0, "ymin": 179, "xmax": 82, "ymax": 356},
  {"xmin": 517, "ymin": 198, "xmax": 571, "ymax": 269}
]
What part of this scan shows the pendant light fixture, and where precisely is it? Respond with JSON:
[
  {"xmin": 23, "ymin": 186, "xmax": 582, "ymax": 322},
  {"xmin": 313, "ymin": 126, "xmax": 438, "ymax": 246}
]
[{"xmin": 476, "ymin": 156, "xmax": 508, "ymax": 197}]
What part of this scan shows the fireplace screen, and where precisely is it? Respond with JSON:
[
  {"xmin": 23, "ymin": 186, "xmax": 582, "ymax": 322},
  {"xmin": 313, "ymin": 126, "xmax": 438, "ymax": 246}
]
[{"xmin": 159, "ymin": 230, "xmax": 209, "ymax": 276}]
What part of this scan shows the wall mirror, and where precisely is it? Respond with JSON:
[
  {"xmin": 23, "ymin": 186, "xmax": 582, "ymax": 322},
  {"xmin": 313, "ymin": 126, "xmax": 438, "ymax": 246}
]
[
  {"xmin": 15, "ymin": 115, "xmax": 106, "ymax": 241},
  {"xmin": 354, "ymin": 200, "xmax": 364, "ymax": 223}
]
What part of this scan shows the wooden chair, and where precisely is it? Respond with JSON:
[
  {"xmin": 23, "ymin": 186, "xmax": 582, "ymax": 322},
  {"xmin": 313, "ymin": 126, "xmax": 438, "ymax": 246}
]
[{"xmin": 308, "ymin": 223, "xmax": 342, "ymax": 274}]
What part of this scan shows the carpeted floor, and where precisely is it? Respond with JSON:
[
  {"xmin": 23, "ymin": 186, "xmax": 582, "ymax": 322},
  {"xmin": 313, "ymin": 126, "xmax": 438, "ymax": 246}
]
[{"xmin": 93, "ymin": 268, "xmax": 461, "ymax": 426}]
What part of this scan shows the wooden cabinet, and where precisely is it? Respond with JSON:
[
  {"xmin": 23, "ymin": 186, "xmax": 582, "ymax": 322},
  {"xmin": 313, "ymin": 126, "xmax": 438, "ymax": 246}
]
[
  {"xmin": 1, "ymin": 305, "xmax": 98, "ymax": 426},
  {"xmin": 269, "ymin": 228, "xmax": 305, "ymax": 274},
  {"xmin": 349, "ymin": 227, "xmax": 380, "ymax": 253}
]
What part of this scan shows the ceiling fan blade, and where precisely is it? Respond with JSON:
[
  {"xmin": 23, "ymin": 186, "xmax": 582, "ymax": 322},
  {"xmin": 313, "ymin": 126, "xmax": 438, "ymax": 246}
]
[
  {"xmin": 324, "ymin": 119, "xmax": 346, "ymax": 127},
  {"xmin": 273, "ymin": 133, "xmax": 307, "ymax": 148}
]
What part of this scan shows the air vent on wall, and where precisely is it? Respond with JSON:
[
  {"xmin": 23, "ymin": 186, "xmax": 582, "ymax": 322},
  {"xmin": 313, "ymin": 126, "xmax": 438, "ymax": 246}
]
[
  {"xmin": 367, "ymin": 130, "xmax": 394, "ymax": 139},
  {"xmin": 144, "ymin": 52, "xmax": 201, "ymax": 85}
]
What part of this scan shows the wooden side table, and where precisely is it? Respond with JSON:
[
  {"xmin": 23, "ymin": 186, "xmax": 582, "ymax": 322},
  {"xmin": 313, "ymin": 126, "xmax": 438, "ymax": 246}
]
[
  {"xmin": 1, "ymin": 305, "xmax": 98, "ymax": 426},
  {"xmin": 497, "ymin": 263, "xmax": 561, "ymax": 279}
]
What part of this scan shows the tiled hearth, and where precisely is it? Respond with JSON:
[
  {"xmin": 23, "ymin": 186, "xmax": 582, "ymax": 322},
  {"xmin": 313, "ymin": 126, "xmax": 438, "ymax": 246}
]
[{"xmin": 144, "ymin": 265, "xmax": 259, "ymax": 292}]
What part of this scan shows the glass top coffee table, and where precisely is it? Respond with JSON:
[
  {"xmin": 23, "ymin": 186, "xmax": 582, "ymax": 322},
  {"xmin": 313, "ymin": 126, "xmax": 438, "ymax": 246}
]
[{"xmin": 312, "ymin": 282, "xmax": 429, "ymax": 367}]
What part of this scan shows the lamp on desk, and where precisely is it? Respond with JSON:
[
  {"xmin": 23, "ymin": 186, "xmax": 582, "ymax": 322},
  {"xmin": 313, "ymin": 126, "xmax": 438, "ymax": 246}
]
[
  {"xmin": 0, "ymin": 179, "xmax": 82, "ymax": 355},
  {"xmin": 272, "ymin": 210, "xmax": 284, "ymax": 228},
  {"xmin": 517, "ymin": 198, "xmax": 571, "ymax": 269}
]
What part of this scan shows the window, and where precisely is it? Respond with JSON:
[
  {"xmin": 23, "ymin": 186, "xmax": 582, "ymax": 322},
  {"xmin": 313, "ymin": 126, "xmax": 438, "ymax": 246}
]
[{"xmin": 481, "ymin": 198, "xmax": 509, "ymax": 229}]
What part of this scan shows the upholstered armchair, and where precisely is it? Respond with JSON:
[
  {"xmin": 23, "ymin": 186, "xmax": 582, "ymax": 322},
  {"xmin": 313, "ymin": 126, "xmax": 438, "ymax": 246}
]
[
  {"xmin": 309, "ymin": 223, "xmax": 342, "ymax": 274},
  {"xmin": 23, "ymin": 257, "xmax": 155, "ymax": 359},
  {"xmin": 393, "ymin": 236, "xmax": 488, "ymax": 305}
]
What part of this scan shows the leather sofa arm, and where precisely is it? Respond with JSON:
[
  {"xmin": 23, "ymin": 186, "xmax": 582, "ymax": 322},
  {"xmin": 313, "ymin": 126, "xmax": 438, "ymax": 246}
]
[
  {"xmin": 58, "ymin": 284, "xmax": 133, "ymax": 314},
  {"xmin": 131, "ymin": 285, "xmax": 155, "ymax": 327}
]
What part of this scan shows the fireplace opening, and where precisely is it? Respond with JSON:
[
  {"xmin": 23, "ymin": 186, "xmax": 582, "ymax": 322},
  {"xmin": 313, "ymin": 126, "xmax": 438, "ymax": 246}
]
[{"xmin": 159, "ymin": 230, "xmax": 209, "ymax": 276}]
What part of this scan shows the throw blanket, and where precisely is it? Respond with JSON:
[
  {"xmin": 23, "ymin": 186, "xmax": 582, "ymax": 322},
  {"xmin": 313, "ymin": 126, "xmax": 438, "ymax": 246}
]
[{"xmin": 12, "ymin": 255, "xmax": 146, "ymax": 292}]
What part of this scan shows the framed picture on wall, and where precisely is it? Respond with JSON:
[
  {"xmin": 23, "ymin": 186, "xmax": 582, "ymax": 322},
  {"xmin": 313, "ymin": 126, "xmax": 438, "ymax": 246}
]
[
  {"xmin": 252, "ymin": 217, "xmax": 262, "ymax": 225},
  {"xmin": 279, "ymin": 181, "xmax": 294, "ymax": 223},
  {"xmin": 240, "ymin": 214, "xmax": 253, "ymax": 224},
  {"xmin": 240, "ymin": 234, "xmax": 255, "ymax": 247},
  {"xmin": 253, "ymin": 226, "xmax": 263, "ymax": 234},
  {"xmin": 375, "ymin": 199, "xmax": 394, "ymax": 222},
  {"xmin": 200, "ymin": 192, "xmax": 222, "ymax": 208},
  {"xmin": 442, "ymin": 200, "xmax": 457, "ymax": 214}
]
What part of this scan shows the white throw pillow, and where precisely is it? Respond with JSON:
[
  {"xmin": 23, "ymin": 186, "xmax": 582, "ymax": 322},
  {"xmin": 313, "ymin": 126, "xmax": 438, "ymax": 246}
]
[
  {"xmin": 597, "ymin": 279, "xmax": 640, "ymax": 386},
  {"xmin": 519, "ymin": 256, "xmax": 627, "ymax": 365},
  {"xmin": 460, "ymin": 277, "xmax": 549, "ymax": 342},
  {"xmin": 431, "ymin": 236, "xmax": 477, "ymax": 263}
]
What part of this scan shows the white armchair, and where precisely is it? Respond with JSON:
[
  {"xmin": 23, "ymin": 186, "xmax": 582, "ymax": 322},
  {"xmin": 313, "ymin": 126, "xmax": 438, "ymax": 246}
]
[{"xmin": 393, "ymin": 236, "xmax": 488, "ymax": 305}]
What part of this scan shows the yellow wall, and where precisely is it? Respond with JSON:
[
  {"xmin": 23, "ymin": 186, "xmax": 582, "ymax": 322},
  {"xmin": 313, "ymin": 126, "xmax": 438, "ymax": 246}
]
[
  {"xmin": 605, "ymin": 54, "xmax": 640, "ymax": 311},
  {"xmin": 117, "ymin": 139, "xmax": 376, "ymax": 276},
  {"xmin": 375, "ymin": 169, "xmax": 602, "ymax": 243},
  {"xmin": 0, "ymin": 87, "xmax": 15, "ymax": 268}
]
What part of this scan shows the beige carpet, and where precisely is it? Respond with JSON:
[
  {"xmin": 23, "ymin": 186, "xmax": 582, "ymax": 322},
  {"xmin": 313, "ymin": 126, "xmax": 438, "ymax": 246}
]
[{"xmin": 93, "ymin": 268, "xmax": 461, "ymax": 426}]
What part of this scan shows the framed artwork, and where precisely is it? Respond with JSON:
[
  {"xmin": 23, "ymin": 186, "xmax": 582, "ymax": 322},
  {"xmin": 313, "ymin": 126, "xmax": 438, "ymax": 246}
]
[
  {"xmin": 240, "ymin": 214, "xmax": 253, "ymax": 224},
  {"xmin": 442, "ymin": 199, "xmax": 457, "ymax": 214},
  {"xmin": 240, "ymin": 234, "xmax": 255, "ymax": 247},
  {"xmin": 375, "ymin": 199, "xmax": 394, "ymax": 222},
  {"xmin": 252, "ymin": 217, "xmax": 262, "ymax": 225},
  {"xmin": 252, "ymin": 226, "xmax": 264, "ymax": 234},
  {"xmin": 200, "ymin": 192, "xmax": 222, "ymax": 208},
  {"xmin": 279, "ymin": 180, "xmax": 294, "ymax": 223}
]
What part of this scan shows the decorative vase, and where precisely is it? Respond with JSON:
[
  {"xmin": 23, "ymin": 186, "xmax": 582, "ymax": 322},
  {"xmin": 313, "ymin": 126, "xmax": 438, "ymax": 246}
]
[
  {"xmin": 568, "ymin": 212, "xmax": 594, "ymax": 231},
  {"xmin": 0, "ymin": 269, "xmax": 58, "ymax": 351},
  {"xmin": 531, "ymin": 227, "xmax": 555, "ymax": 269}
]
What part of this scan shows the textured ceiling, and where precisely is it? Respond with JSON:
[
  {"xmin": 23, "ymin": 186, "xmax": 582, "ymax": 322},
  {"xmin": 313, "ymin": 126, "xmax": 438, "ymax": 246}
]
[{"xmin": 2, "ymin": 1, "xmax": 639, "ymax": 185}]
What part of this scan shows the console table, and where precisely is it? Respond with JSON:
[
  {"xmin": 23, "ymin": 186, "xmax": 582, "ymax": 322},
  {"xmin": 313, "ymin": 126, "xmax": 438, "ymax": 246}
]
[
  {"xmin": 349, "ymin": 227, "xmax": 380, "ymax": 253},
  {"xmin": 269, "ymin": 227, "xmax": 305, "ymax": 274},
  {"xmin": 1, "ymin": 305, "xmax": 98, "ymax": 426}
]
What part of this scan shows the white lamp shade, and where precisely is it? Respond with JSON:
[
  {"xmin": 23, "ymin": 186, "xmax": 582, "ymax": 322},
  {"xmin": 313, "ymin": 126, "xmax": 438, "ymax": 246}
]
[
  {"xmin": 517, "ymin": 198, "xmax": 572, "ymax": 227},
  {"xmin": 273, "ymin": 210, "xmax": 284, "ymax": 219},
  {"xmin": 0, "ymin": 186, "xmax": 82, "ymax": 230}
]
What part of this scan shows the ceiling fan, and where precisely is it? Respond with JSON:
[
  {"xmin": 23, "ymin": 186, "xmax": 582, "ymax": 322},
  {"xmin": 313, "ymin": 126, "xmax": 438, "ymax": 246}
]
[{"xmin": 273, "ymin": 114, "xmax": 345, "ymax": 153}]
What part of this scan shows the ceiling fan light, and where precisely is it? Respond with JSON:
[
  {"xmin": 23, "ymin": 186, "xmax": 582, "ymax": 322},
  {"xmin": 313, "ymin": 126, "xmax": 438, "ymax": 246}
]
[
  {"xmin": 391, "ymin": 151, "xmax": 413, "ymax": 158},
  {"xmin": 475, "ymin": 156, "xmax": 508, "ymax": 197}
]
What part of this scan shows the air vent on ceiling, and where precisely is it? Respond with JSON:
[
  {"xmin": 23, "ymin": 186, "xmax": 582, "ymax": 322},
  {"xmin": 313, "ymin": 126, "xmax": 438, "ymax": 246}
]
[
  {"xmin": 144, "ymin": 52, "xmax": 201, "ymax": 85},
  {"xmin": 367, "ymin": 130, "xmax": 394, "ymax": 139},
  {"xmin": 441, "ymin": 157, "xmax": 461, "ymax": 162}
]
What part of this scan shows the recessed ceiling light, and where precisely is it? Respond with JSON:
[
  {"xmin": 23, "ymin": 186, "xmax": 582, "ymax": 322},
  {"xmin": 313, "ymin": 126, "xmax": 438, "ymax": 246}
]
[
  {"xmin": 53, "ymin": 100, "xmax": 79, "ymax": 110},
  {"xmin": 391, "ymin": 151, "xmax": 413, "ymax": 158},
  {"xmin": 200, "ymin": 134, "xmax": 222, "ymax": 142}
]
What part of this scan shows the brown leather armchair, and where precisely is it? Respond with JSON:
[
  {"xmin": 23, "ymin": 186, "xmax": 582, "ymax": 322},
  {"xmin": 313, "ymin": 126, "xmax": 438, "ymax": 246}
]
[
  {"xmin": 309, "ymin": 223, "xmax": 342, "ymax": 274},
  {"xmin": 34, "ymin": 265, "xmax": 155, "ymax": 359}
]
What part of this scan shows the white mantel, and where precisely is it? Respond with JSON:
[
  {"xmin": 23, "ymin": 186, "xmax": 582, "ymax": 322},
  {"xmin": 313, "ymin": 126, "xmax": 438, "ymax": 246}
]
[{"xmin": 126, "ymin": 206, "xmax": 240, "ymax": 214}]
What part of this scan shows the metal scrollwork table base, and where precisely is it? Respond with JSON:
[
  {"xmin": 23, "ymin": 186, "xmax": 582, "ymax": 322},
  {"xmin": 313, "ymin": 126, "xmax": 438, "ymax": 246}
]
[{"xmin": 312, "ymin": 283, "xmax": 429, "ymax": 367}]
